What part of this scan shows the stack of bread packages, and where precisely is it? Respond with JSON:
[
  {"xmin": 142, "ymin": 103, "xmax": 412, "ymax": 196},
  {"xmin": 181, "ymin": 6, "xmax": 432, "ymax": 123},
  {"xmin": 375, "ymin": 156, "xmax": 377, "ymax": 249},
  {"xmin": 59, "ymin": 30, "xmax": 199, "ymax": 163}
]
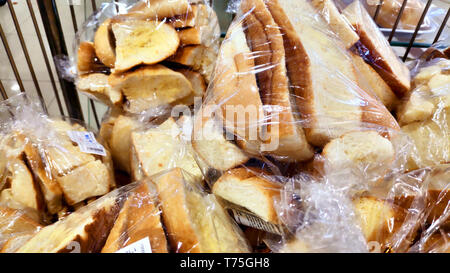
[
  {"xmin": 12, "ymin": 0, "xmax": 252, "ymax": 253},
  {"xmin": 75, "ymin": 0, "xmax": 221, "ymax": 179},
  {"xmin": 191, "ymin": 0, "xmax": 448, "ymax": 253},
  {"xmin": 0, "ymin": 93, "xmax": 116, "ymax": 252},
  {"xmin": 75, "ymin": 0, "xmax": 220, "ymax": 115}
]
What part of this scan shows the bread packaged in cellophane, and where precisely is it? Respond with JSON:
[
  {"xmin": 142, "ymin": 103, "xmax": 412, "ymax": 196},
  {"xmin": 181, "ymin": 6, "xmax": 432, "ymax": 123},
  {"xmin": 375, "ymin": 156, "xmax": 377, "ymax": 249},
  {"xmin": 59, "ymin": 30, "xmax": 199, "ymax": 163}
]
[
  {"xmin": 71, "ymin": 0, "xmax": 220, "ymax": 116},
  {"xmin": 193, "ymin": 0, "xmax": 412, "ymax": 187},
  {"xmin": 394, "ymin": 43, "xmax": 450, "ymax": 172},
  {"xmin": 0, "ymin": 93, "xmax": 115, "ymax": 227},
  {"xmin": 8, "ymin": 167, "xmax": 250, "ymax": 253}
]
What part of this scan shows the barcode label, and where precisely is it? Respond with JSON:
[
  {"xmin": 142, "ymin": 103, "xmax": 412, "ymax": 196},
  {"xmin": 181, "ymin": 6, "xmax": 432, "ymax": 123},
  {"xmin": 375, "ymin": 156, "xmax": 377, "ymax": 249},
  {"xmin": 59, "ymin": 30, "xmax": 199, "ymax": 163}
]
[
  {"xmin": 67, "ymin": 131, "xmax": 107, "ymax": 156},
  {"xmin": 229, "ymin": 209, "xmax": 283, "ymax": 235},
  {"xmin": 115, "ymin": 237, "xmax": 152, "ymax": 253}
]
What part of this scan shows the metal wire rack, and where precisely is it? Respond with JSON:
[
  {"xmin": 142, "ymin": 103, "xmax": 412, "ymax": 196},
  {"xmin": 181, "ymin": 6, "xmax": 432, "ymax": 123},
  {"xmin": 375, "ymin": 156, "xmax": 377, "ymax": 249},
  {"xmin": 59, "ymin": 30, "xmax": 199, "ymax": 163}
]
[{"xmin": 0, "ymin": 0, "xmax": 448, "ymax": 128}]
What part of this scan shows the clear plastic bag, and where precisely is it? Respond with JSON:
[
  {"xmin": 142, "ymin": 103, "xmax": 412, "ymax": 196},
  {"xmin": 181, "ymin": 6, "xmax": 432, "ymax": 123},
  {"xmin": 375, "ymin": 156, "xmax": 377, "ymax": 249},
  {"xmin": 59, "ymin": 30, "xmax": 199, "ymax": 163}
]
[
  {"xmin": 395, "ymin": 46, "xmax": 449, "ymax": 171},
  {"xmin": 10, "ymin": 168, "xmax": 250, "ymax": 253},
  {"xmin": 0, "ymin": 94, "xmax": 115, "ymax": 224},
  {"xmin": 70, "ymin": 0, "xmax": 220, "ymax": 115},
  {"xmin": 192, "ymin": 0, "xmax": 410, "ymax": 185}
]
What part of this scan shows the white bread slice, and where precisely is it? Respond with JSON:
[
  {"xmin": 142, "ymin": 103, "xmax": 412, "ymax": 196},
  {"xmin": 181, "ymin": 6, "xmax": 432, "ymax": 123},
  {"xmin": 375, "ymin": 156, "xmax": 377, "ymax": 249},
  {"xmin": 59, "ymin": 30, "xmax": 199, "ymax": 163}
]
[
  {"xmin": 109, "ymin": 115, "xmax": 141, "ymax": 173},
  {"xmin": 396, "ymin": 86, "xmax": 435, "ymax": 125},
  {"xmin": 109, "ymin": 65, "xmax": 193, "ymax": 114},
  {"xmin": 241, "ymin": 0, "xmax": 314, "ymax": 162},
  {"xmin": 112, "ymin": 20, "xmax": 180, "ymax": 72},
  {"xmin": 94, "ymin": 18, "xmax": 115, "ymax": 68},
  {"xmin": 0, "ymin": 207, "xmax": 41, "ymax": 250},
  {"xmin": 322, "ymin": 131, "xmax": 395, "ymax": 179},
  {"xmin": 24, "ymin": 143, "xmax": 63, "ymax": 215},
  {"xmin": 212, "ymin": 168, "xmax": 281, "ymax": 223},
  {"xmin": 152, "ymin": 168, "xmax": 251, "ymax": 252},
  {"xmin": 16, "ymin": 191, "xmax": 121, "ymax": 253},
  {"xmin": 169, "ymin": 45, "xmax": 216, "ymax": 83},
  {"xmin": 76, "ymin": 73, "xmax": 122, "ymax": 106},
  {"xmin": 101, "ymin": 182, "xmax": 168, "ymax": 253},
  {"xmin": 127, "ymin": 0, "xmax": 190, "ymax": 20},
  {"xmin": 2, "ymin": 159, "xmax": 43, "ymax": 212},
  {"xmin": 266, "ymin": 0, "xmax": 361, "ymax": 146},
  {"xmin": 56, "ymin": 160, "xmax": 111, "ymax": 205},
  {"xmin": 353, "ymin": 196, "xmax": 404, "ymax": 248},
  {"xmin": 342, "ymin": 0, "xmax": 410, "ymax": 97},
  {"xmin": 310, "ymin": 0, "xmax": 360, "ymax": 49},
  {"xmin": 130, "ymin": 118, "xmax": 203, "ymax": 182},
  {"xmin": 208, "ymin": 22, "xmax": 264, "ymax": 156},
  {"xmin": 266, "ymin": 0, "xmax": 399, "ymax": 146},
  {"xmin": 0, "ymin": 234, "xmax": 34, "ymax": 253},
  {"xmin": 192, "ymin": 114, "xmax": 249, "ymax": 172},
  {"xmin": 168, "ymin": 4, "xmax": 210, "ymax": 28},
  {"xmin": 175, "ymin": 4, "xmax": 221, "ymax": 46},
  {"xmin": 178, "ymin": 27, "xmax": 202, "ymax": 46},
  {"xmin": 77, "ymin": 42, "xmax": 108, "ymax": 74},
  {"xmin": 350, "ymin": 52, "xmax": 398, "ymax": 110},
  {"xmin": 173, "ymin": 69, "xmax": 206, "ymax": 105},
  {"xmin": 402, "ymin": 108, "xmax": 450, "ymax": 171}
]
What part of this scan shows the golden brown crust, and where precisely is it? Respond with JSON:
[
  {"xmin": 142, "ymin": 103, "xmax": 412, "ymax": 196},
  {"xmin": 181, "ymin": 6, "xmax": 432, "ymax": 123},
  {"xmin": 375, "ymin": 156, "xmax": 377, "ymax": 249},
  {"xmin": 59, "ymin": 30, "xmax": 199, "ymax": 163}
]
[
  {"xmin": 94, "ymin": 19, "xmax": 116, "ymax": 68},
  {"xmin": 242, "ymin": 0, "xmax": 313, "ymax": 161},
  {"xmin": 153, "ymin": 168, "xmax": 201, "ymax": 253},
  {"xmin": 101, "ymin": 182, "xmax": 168, "ymax": 253},
  {"xmin": 77, "ymin": 42, "xmax": 108, "ymax": 73},
  {"xmin": 213, "ymin": 168, "xmax": 281, "ymax": 223},
  {"xmin": 343, "ymin": 1, "xmax": 410, "ymax": 97}
]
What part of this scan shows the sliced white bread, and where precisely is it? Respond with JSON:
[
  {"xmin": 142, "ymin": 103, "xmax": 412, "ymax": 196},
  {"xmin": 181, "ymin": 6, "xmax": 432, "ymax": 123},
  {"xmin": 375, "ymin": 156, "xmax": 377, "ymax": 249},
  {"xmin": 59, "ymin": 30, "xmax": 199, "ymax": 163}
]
[
  {"xmin": 130, "ymin": 117, "xmax": 203, "ymax": 182},
  {"xmin": 343, "ymin": 0, "xmax": 410, "ymax": 97},
  {"xmin": 16, "ymin": 191, "xmax": 121, "ymax": 253},
  {"xmin": 191, "ymin": 113, "xmax": 249, "ymax": 172},
  {"xmin": 241, "ymin": 0, "xmax": 314, "ymax": 161},
  {"xmin": 77, "ymin": 41, "xmax": 108, "ymax": 73},
  {"xmin": 108, "ymin": 65, "xmax": 193, "ymax": 114},
  {"xmin": 101, "ymin": 182, "xmax": 168, "ymax": 253},
  {"xmin": 94, "ymin": 18, "xmax": 116, "ymax": 68},
  {"xmin": 322, "ymin": 131, "xmax": 395, "ymax": 179},
  {"xmin": 56, "ymin": 160, "xmax": 111, "ymax": 205},
  {"xmin": 0, "ymin": 207, "xmax": 41, "ymax": 250},
  {"xmin": 24, "ymin": 143, "xmax": 63, "ymax": 215},
  {"xmin": 310, "ymin": 0, "xmax": 360, "ymax": 49},
  {"xmin": 76, "ymin": 73, "xmax": 122, "ymax": 106},
  {"xmin": 109, "ymin": 115, "xmax": 141, "ymax": 173},
  {"xmin": 111, "ymin": 20, "xmax": 179, "ymax": 72},
  {"xmin": 212, "ymin": 168, "xmax": 281, "ymax": 223},
  {"xmin": 152, "ymin": 168, "xmax": 251, "ymax": 253},
  {"xmin": 266, "ymin": 0, "xmax": 399, "ymax": 146}
]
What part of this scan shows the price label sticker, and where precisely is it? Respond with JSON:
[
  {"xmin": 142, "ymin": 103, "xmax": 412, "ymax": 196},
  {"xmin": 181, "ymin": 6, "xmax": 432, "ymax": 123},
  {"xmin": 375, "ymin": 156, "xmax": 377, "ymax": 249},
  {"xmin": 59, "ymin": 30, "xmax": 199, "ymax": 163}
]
[
  {"xmin": 115, "ymin": 237, "xmax": 152, "ymax": 253},
  {"xmin": 67, "ymin": 131, "xmax": 106, "ymax": 156}
]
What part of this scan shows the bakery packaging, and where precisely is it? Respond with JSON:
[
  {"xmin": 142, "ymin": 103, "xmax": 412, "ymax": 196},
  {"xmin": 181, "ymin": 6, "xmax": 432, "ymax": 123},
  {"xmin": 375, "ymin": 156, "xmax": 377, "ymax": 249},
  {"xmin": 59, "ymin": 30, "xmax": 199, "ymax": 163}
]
[
  {"xmin": 1, "ymin": 0, "xmax": 449, "ymax": 254},
  {"xmin": 0, "ymin": 94, "xmax": 115, "ymax": 226},
  {"xmin": 72, "ymin": 0, "xmax": 220, "ymax": 116}
]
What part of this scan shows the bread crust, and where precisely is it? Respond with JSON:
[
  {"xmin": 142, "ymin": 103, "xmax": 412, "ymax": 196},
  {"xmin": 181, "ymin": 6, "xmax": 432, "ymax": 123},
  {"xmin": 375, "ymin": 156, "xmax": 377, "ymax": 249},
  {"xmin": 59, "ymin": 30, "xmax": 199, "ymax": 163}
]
[
  {"xmin": 241, "ymin": 0, "xmax": 313, "ymax": 161},
  {"xmin": 94, "ymin": 19, "xmax": 116, "ymax": 68},
  {"xmin": 343, "ymin": 1, "xmax": 410, "ymax": 97},
  {"xmin": 101, "ymin": 182, "xmax": 168, "ymax": 253}
]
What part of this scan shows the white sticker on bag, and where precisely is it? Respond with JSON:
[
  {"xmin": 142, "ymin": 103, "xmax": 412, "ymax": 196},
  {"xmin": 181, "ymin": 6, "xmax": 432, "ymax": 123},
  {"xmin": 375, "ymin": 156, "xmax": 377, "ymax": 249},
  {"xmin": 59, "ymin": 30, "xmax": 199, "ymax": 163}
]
[
  {"xmin": 115, "ymin": 237, "xmax": 152, "ymax": 253},
  {"xmin": 67, "ymin": 131, "xmax": 106, "ymax": 156},
  {"xmin": 229, "ymin": 209, "xmax": 283, "ymax": 235}
]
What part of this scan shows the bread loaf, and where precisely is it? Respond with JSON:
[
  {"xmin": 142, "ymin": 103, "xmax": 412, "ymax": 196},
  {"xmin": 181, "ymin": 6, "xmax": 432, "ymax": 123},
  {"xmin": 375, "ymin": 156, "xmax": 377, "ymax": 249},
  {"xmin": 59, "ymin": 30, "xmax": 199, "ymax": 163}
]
[
  {"xmin": 212, "ymin": 168, "xmax": 281, "ymax": 223},
  {"xmin": 101, "ymin": 182, "xmax": 168, "ymax": 253},
  {"xmin": 343, "ymin": 0, "xmax": 410, "ymax": 97},
  {"xmin": 152, "ymin": 168, "xmax": 251, "ymax": 252}
]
